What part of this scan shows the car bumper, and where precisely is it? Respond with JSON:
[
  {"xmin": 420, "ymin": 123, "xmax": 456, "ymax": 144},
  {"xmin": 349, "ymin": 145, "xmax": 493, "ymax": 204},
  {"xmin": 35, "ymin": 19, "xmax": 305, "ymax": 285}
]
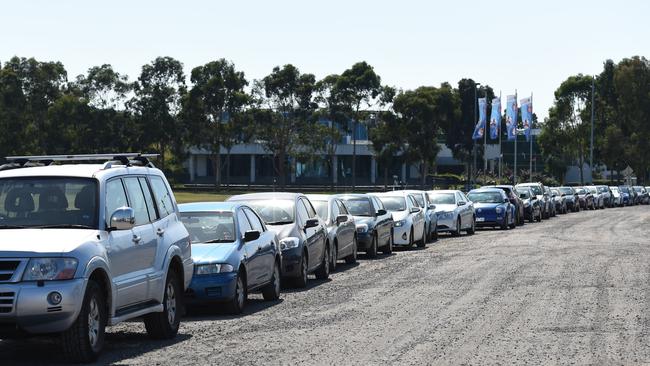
[
  {"xmin": 392, "ymin": 225, "xmax": 412, "ymax": 245},
  {"xmin": 356, "ymin": 231, "xmax": 374, "ymax": 250},
  {"xmin": 280, "ymin": 247, "xmax": 303, "ymax": 278},
  {"xmin": 185, "ymin": 272, "xmax": 237, "ymax": 304},
  {"xmin": 475, "ymin": 213, "xmax": 506, "ymax": 227},
  {"xmin": 0, "ymin": 278, "xmax": 86, "ymax": 335},
  {"xmin": 435, "ymin": 215, "xmax": 455, "ymax": 232}
]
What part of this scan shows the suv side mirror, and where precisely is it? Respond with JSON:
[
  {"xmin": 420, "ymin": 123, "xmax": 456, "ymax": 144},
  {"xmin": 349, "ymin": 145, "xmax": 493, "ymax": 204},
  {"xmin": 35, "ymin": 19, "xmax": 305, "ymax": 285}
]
[
  {"xmin": 304, "ymin": 218, "xmax": 319, "ymax": 229},
  {"xmin": 109, "ymin": 207, "xmax": 135, "ymax": 231},
  {"xmin": 376, "ymin": 209, "xmax": 387, "ymax": 216},
  {"xmin": 244, "ymin": 230, "xmax": 260, "ymax": 242},
  {"xmin": 335, "ymin": 214, "xmax": 348, "ymax": 225}
]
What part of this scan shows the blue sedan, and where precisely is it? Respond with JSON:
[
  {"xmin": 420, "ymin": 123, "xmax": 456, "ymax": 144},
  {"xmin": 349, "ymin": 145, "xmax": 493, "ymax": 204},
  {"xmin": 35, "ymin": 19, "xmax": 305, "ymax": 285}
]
[
  {"xmin": 179, "ymin": 202, "xmax": 282, "ymax": 314},
  {"xmin": 467, "ymin": 188, "xmax": 516, "ymax": 230}
]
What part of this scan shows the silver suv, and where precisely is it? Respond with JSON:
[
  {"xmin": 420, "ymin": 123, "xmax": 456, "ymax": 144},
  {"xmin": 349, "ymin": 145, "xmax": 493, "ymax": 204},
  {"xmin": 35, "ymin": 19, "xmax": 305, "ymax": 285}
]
[{"xmin": 0, "ymin": 154, "xmax": 193, "ymax": 362}]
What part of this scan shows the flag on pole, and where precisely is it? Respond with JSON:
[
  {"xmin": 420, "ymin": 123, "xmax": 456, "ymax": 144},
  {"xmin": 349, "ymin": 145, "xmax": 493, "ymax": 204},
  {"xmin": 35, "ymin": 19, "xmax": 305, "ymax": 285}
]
[
  {"xmin": 490, "ymin": 97, "xmax": 501, "ymax": 140},
  {"xmin": 506, "ymin": 95, "xmax": 517, "ymax": 141},
  {"xmin": 520, "ymin": 97, "xmax": 533, "ymax": 141},
  {"xmin": 472, "ymin": 97, "xmax": 487, "ymax": 140}
]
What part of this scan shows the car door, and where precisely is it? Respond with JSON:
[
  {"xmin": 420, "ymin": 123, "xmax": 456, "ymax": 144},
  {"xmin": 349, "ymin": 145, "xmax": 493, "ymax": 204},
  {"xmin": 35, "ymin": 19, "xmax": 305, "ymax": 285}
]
[
  {"xmin": 336, "ymin": 199, "xmax": 355, "ymax": 256},
  {"xmin": 298, "ymin": 198, "xmax": 323, "ymax": 272},
  {"xmin": 408, "ymin": 195, "xmax": 424, "ymax": 239},
  {"xmin": 371, "ymin": 196, "xmax": 390, "ymax": 246},
  {"xmin": 244, "ymin": 207, "xmax": 275, "ymax": 284},
  {"xmin": 237, "ymin": 208, "xmax": 262, "ymax": 288}
]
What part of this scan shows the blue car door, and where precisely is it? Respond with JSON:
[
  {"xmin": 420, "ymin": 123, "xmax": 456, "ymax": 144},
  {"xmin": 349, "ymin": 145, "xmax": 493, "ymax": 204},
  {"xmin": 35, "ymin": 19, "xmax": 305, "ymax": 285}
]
[
  {"xmin": 244, "ymin": 207, "xmax": 275, "ymax": 284},
  {"xmin": 237, "ymin": 209, "xmax": 262, "ymax": 288}
]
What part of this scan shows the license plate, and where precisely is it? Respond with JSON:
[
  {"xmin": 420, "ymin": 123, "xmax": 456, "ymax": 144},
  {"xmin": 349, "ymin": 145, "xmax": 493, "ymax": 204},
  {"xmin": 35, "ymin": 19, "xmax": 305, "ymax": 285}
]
[{"xmin": 476, "ymin": 217, "xmax": 485, "ymax": 222}]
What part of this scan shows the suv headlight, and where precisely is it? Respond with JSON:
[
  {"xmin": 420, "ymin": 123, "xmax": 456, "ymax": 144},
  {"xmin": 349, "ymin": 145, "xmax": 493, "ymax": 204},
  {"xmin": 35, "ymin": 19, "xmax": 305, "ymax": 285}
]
[
  {"xmin": 394, "ymin": 220, "xmax": 406, "ymax": 227},
  {"xmin": 279, "ymin": 237, "xmax": 300, "ymax": 251},
  {"xmin": 356, "ymin": 224, "xmax": 368, "ymax": 233},
  {"xmin": 195, "ymin": 263, "xmax": 234, "ymax": 275},
  {"xmin": 22, "ymin": 258, "xmax": 78, "ymax": 281}
]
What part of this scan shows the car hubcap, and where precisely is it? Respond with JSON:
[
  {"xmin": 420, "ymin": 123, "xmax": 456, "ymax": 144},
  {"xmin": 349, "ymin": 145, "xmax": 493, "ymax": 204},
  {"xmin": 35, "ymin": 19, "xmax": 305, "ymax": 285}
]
[
  {"xmin": 166, "ymin": 282, "xmax": 176, "ymax": 325},
  {"xmin": 88, "ymin": 297, "xmax": 100, "ymax": 348}
]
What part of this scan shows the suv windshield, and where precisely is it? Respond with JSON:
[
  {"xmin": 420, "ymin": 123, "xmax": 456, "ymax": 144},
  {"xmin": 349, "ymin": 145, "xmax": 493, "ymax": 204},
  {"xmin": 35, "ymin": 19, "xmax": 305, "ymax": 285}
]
[
  {"xmin": 340, "ymin": 198, "xmax": 373, "ymax": 217},
  {"xmin": 0, "ymin": 177, "xmax": 98, "ymax": 229},
  {"xmin": 245, "ymin": 199, "xmax": 295, "ymax": 225},
  {"xmin": 377, "ymin": 196, "xmax": 406, "ymax": 211},
  {"xmin": 181, "ymin": 211, "xmax": 235, "ymax": 243},
  {"xmin": 468, "ymin": 192, "xmax": 503, "ymax": 203}
]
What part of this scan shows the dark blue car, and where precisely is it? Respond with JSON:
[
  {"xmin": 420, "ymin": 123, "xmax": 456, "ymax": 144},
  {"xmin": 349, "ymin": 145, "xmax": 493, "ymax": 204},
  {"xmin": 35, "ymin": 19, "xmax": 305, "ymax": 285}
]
[
  {"xmin": 467, "ymin": 188, "xmax": 516, "ymax": 230},
  {"xmin": 180, "ymin": 202, "xmax": 282, "ymax": 314}
]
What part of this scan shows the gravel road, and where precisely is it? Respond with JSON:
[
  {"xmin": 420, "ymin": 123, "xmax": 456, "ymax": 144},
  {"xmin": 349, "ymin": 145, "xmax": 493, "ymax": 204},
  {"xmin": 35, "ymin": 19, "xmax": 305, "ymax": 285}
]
[{"xmin": 3, "ymin": 205, "xmax": 650, "ymax": 365}]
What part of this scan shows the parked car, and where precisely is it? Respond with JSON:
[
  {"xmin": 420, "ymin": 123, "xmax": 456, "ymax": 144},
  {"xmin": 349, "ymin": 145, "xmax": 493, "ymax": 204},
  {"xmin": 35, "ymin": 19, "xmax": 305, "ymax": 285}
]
[
  {"xmin": 597, "ymin": 185, "xmax": 613, "ymax": 207},
  {"xmin": 398, "ymin": 190, "xmax": 438, "ymax": 242},
  {"xmin": 575, "ymin": 186, "xmax": 596, "ymax": 210},
  {"xmin": 558, "ymin": 186, "xmax": 580, "ymax": 212},
  {"xmin": 609, "ymin": 186, "xmax": 623, "ymax": 207},
  {"xmin": 467, "ymin": 188, "xmax": 516, "ymax": 229},
  {"xmin": 0, "ymin": 153, "xmax": 194, "ymax": 362},
  {"xmin": 307, "ymin": 194, "xmax": 358, "ymax": 270},
  {"xmin": 585, "ymin": 186, "xmax": 605, "ymax": 209},
  {"xmin": 550, "ymin": 188, "xmax": 567, "ymax": 214},
  {"xmin": 484, "ymin": 185, "xmax": 525, "ymax": 225},
  {"xmin": 371, "ymin": 192, "xmax": 426, "ymax": 248},
  {"xmin": 516, "ymin": 183, "xmax": 552, "ymax": 219},
  {"xmin": 632, "ymin": 186, "xmax": 649, "ymax": 204},
  {"xmin": 427, "ymin": 190, "xmax": 476, "ymax": 236},
  {"xmin": 618, "ymin": 185, "xmax": 632, "ymax": 206},
  {"xmin": 336, "ymin": 194, "xmax": 393, "ymax": 257},
  {"xmin": 227, "ymin": 193, "xmax": 329, "ymax": 287},
  {"xmin": 518, "ymin": 187, "xmax": 542, "ymax": 222},
  {"xmin": 544, "ymin": 186, "xmax": 557, "ymax": 217},
  {"xmin": 179, "ymin": 202, "xmax": 281, "ymax": 314}
]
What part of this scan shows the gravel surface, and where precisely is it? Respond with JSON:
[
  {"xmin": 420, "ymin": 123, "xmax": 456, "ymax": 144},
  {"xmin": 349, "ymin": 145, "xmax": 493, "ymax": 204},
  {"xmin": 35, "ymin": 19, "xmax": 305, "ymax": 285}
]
[{"xmin": 2, "ymin": 205, "xmax": 650, "ymax": 365}]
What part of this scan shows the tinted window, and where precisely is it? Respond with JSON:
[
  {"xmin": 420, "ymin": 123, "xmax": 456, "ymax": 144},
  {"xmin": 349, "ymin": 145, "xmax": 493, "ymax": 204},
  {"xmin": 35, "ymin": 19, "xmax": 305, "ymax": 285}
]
[
  {"xmin": 296, "ymin": 200, "xmax": 309, "ymax": 225},
  {"xmin": 139, "ymin": 177, "xmax": 158, "ymax": 221},
  {"xmin": 237, "ymin": 209, "xmax": 252, "ymax": 238},
  {"xmin": 123, "ymin": 177, "xmax": 150, "ymax": 226},
  {"xmin": 303, "ymin": 199, "xmax": 317, "ymax": 218},
  {"xmin": 181, "ymin": 211, "xmax": 235, "ymax": 243},
  {"xmin": 106, "ymin": 179, "xmax": 128, "ymax": 224},
  {"xmin": 337, "ymin": 200, "xmax": 349, "ymax": 215},
  {"xmin": 244, "ymin": 208, "xmax": 264, "ymax": 232},
  {"xmin": 150, "ymin": 176, "xmax": 174, "ymax": 217}
]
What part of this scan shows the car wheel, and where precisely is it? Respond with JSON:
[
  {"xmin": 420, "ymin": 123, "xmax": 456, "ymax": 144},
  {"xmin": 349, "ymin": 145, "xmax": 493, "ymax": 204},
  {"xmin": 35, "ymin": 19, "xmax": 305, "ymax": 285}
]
[
  {"xmin": 536, "ymin": 210, "xmax": 542, "ymax": 222},
  {"xmin": 451, "ymin": 218, "xmax": 461, "ymax": 237},
  {"xmin": 431, "ymin": 226, "xmax": 439, "ymax": 241},
  {"xmin": 466, "ymin": 216, "xmax": 476, "ymax": 235},
  {"xmin": 61, "ymin": 280, "xmax": 106, "ymax": 363},
  {"xmin": 345, "ymin": 237, "xmax": 358, "ymax": 264},
  {"xmin": 509, "ymin": 212, "xmax": 516, "ymax": 229},
  {"xmin": 330, "ymin": 242, "xmax": 338, "ymax": 272},
  {"xmin": 293, "ymin": 253, "xmax": 308, "ymax": 288},
  {"xmin": 416, "ymin": 226, "xmax": 426, "ymax": 248},
  {"xmin": 500, "ymin": 212, "xmax": 509, "ymax": 230},
  {"xmin": 367, "ymin": 233, "xmax": 378, "ymax": 258},
  {"xmin": 383, "ymin": 230, "xmax": 393, "ymax": 254},
  {"xmin": 144, "ymin": 269, "xmax": 182, "ymax": 337},
  {"xmin": 262, "ymin": 261, "xmax": 281, "ymax": 301},
  {"xmin": 315, "ymin": 244, "xmax": 330, "ymax": 280}
]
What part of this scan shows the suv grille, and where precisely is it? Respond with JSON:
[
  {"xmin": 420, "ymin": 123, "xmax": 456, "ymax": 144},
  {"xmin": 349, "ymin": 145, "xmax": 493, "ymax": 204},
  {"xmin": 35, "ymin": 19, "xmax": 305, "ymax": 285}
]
[
  {"xmin": 0, "ymin": 292, "xmax": 15, "ymax": 313},
  {"xmin": 0, "ymin": 260, "xmax": 20, "ymax": 282}
]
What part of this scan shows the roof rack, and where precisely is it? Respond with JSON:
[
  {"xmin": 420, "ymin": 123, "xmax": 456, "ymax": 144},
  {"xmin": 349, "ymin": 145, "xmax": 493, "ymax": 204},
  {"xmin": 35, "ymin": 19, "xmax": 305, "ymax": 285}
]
[{"xmin": 1, "ymin": 153, "xmax": 160, "ymax": 171}]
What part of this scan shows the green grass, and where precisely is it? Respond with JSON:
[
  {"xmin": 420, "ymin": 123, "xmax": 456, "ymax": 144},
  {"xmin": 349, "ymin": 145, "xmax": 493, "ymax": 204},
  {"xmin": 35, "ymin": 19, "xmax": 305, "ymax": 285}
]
[{"xmin": 173, "ymin": 191, "xmax": 232, "ymax": 204}]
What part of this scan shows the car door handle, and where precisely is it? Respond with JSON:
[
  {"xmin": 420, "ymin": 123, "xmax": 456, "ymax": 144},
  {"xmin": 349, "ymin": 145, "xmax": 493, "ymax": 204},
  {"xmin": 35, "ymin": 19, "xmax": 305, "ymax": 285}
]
[
  {"xmin": 156, "ymin": 228, "xmax": 165, "ymax": 236},
  {"xmin": 132, "ymin": 235, "xmax": 142, "ymax": 244}
]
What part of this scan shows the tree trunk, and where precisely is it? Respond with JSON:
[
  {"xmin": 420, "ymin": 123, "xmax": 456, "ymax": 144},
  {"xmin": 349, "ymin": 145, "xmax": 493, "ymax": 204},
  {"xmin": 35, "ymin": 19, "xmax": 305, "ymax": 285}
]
[
  {"xmin": 160, "ymin": 141, "xmax": 166, "ymax": 172},
  {"xmin": 420, "ymin": 160, "xmax": 428, "ymax": 190},
  {"xmin": 278, "ymin": 150, "xmax": 286, "ymax": 188},
  {"xmin": 383, "ymin": 166, "xmax": 388, "ymax": 190},
  {"xmin": 579, "ymin": 148, "xmax": 584, "ymax": 184},
  {"xmin": 225, "ymin": 150, "xmax": 232, "ymax": 188},
  {"xmin": 214, "ymin": 148, "xmax": 222, "ymax": 189}
]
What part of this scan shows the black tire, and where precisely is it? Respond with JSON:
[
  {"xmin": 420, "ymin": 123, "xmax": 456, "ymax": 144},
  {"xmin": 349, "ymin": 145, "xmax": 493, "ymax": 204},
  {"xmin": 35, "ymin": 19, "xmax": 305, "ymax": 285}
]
[
  {"xmin": 262, "ymin": 261, "xmax": 281, "ymax": 301},
  {"xmin": 293, "ymin": 253, "xmax": 308, "ymax": 288},
  {"xmin": 382, "ymin": 231, "xmax": 393, "ymax": 254},
  {"xmin": 466, "ymin": 216, "xmax": 476, "ymax": 235},
  {"xmin": 144, "ymin": 269, "xmax": 182, "ymax": 339},
  {"xmin": 451, "ymin": 218, "xmax": 461, "ymax": 237},
  {"xmin": 224, "ymin": 271, "xmax": 246, "ymax": 314},
  {"xmin": 431, "ymin": 226, "xmax": 439, "ymax": 241},
  {"xmin": 500, "ymin": 212, "xmax": 509, "ymax": 230},
  {"xmin": 416, "ymin": 227, "xmax": 426, "ymax": 248},
  {"xmin": 536, "ymin": 210, "xmax": 542, "ymax": 222},
  {"xmin": 330, "ymin": 242, "xmax": 338, "ymax": 272},
  {"xmin": 315, "ymin": 244, "xmax": 330, "ymax": 280},
  {"xmin": 367, "ymin": 234, "xmax": 378, "ymax": 258},
  {"xmin": 61, "ymin": 280, "xmax": 106, "ymax": 363},
  {"xmin": 509, "ymin": 212, "xmax": 516, "ymax": 229},
  {"xmin": 345, "ymin": 237, "xmax": 358, "ymax": 264}
]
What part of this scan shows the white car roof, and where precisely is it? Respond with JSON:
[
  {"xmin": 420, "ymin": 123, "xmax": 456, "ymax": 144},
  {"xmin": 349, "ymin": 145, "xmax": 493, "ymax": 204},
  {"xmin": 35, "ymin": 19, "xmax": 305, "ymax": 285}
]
[
  {"xmin": 0, "ymin": 164, "xmax": 162, "ymax": 181},
  {"xmin": 427, "ymin": 190, "xmax": 460, "ymax": 194}
]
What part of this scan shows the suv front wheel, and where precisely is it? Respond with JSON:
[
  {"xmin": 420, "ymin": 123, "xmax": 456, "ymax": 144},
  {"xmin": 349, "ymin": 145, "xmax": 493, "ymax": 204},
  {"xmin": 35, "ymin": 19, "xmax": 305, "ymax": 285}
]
[
  {"xmin": 144, "ymin": 269, "xmax": 181, "ymax": 339},
  {"xmin": 61, "ymin": 279, "xmax": 107, "ymax": 363}
]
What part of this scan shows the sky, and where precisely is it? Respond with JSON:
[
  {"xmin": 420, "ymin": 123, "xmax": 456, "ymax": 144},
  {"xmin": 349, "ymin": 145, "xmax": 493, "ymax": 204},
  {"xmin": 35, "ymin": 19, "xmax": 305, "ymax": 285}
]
[{"xmin": 1, "ymin": 0, "xmax": 648, "ymax": 121}]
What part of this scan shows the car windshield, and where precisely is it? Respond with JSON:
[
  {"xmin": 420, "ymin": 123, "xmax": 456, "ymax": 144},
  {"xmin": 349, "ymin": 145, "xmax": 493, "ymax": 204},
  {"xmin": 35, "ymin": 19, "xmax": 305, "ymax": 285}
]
[
  {"xmin": 551, "ymin": 189, "xmax": 560, "ymax": 196},
  {"xmin": 588, "ymin": 187, "xmax": 598, "ymax": 194},
  {"xmin": 0, "ymin": 177, "xmax": 98, "ymax": 229},
  {"xmin": 519, "ymin": 190, "xmax": 531, "ymax": 199},
  {"xmin": 521, "ymin": 185, "xmax": 542, "ymax": 195},
  {"xmin": 575, "ymin": 188, "xmax": 586, "ymax": 194},
  {"xmin": 429, "ymin": 193, "xmax": 456, "ymax": 205},
  {"xmin": 341, "ymin": 198, "xmax": 373, "ymax": 217},
  {"xmin": 619, "ymin": 186, "xmax": 629, "ymax": 193},
  {"xmin": 468, "ymin": 192, "xmax": 503, "ymax": 203},
  {"xmin": 598, "ymin": 186, "xmax": 608, "ymax": 193},
  {"xmin": 378, "ymin": 196, "xmax": 406, "ymax": 211},
  {"xmin": 610, "ymin": 187, "xmax": 619, "ymax": 193},
  {"xmin": 311, "ymin": 200, "xmax": 328, "ymax": 220},
  {"xmin": 181, "ymin": 211, "xmax": 235, "ymax": 243},
  {"xmin": 559, "ymin": 187, "xmax": 573, "ymax": 195},
  {"xmin": 634, "ymin": 187, "xmax": 643, "ymax": 192},
  {"xmin": 245, "ymin": 199, "xmax": 294, "ymax": 225}
]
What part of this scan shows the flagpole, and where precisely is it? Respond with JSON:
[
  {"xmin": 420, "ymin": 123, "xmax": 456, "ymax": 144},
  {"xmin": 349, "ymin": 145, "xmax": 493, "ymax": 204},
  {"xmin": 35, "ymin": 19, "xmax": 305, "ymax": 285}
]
[
  {"xmin": 483, "ymin": 95, "xmax": 487, "ymax": 181},
  {"xmin": 498, "ymin": 91, "xmax": 502, "ymax": 182},
  {"xmin": 514, "ymin": 89, "xmax": 518, "ymax": 185},
  {"xmin": 529, "ymin": 93, "xmax": 533, "ymax": 180}
]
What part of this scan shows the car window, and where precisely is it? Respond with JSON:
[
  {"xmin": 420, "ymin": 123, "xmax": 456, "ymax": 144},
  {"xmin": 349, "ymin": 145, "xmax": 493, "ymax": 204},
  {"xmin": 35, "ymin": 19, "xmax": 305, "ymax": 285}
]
[
  {"xmin": 237, "ymin": 209, "xmax": 252, "ymax": 238},
  {"xmin": 123, "ymin": 177, "xmax": 151, "ymax": 226},
  {"xmin": 337, "ymin": 200, "xmax": 349, "ymax": 215},
  {"xmin": 456, "ymin": 192, "xmax": 465, "ymax": 203},
  {"xmin": 245, "ymin": 199, "xmax": 294, "ymax": 224},
  {"xmin": 139, "ymin": 177, "xmax": 158, "ymax": 221},
  {"xmin": 105, "ymin": 179, "xmax": 128, "ymax": 224},
  {"xmin": 296, "ymin": 200, "xmax": 309, "ymax": 225},
  {"xmin": 411, "ymin": 194, "xmax": 425, "ymax": 207},
  {"xmin": 150, "ymin": 176, "xmax": 174, "ymax": 217},
  {"xmin": 311, "ymin": 200, "xmax": 328, "ymax": 220},
  {"xmin": 331, "ymin": 201, "xmax": 340, "ymax": 219},
  {"xmin": 430, "ymin": 193, "xmax": 455, "ymax": 205},
  {"xmin": 244, "ymin": 208, "xmax": 264, "ymax": 232},
  {"xmin": 302, "ymin": 198, "xmax": 318, "ymax": 218}
]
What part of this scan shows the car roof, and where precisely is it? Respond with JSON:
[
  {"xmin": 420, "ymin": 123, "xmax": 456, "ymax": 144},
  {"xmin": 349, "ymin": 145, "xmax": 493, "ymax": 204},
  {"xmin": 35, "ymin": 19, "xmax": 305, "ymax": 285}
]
[
  {"xmin": 0, "ymin": 164, "xmax": 161, "ymax": 181},
  {"xmin": 305, "ymin": 194, "xmax": 334, "ymax": 202},
  {"xmin": 335, "ymin": 193, "xmax": 371, "ymax": 200},
  {"xmin": 372, "ymin": 191, "xmax": 410, "ymax": 197},
  {"xmin": 470, "ymin": 188, "xmax": 504, "ymax": 193},
  {"xmin": 179, "ymin": 201, "xmax": 240, "ymax": 212},
  {"xmin": 427, "ymin": 189, "xmax": 459, "ymax": 194},
  {"xmin": 228, "ymin": 192, "xmax": 302, "ymax": 201}
]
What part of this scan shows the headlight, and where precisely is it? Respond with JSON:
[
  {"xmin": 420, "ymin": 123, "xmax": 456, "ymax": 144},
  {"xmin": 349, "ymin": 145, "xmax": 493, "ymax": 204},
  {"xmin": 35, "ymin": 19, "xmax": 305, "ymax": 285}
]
[
  {"xmin": 495, "ymin": 207, "xmax": 503, "ymax": 214},
  {"xmin": 394, "ymin": 220, "xmax": 406, "ymax": 227},
  {"xmin": 195, "ymin": 263, "xmax": 235, "ymax": 275},
  {"xmin": 356, "ymin": 224, "xmax": 368, "ymax": 233},
  {"xmin": 279, "ymin": 237, "xmax": 300, "ymax": 251},
  {"xmin": 22, "ymin": 258, "xmax": 78, "ymax": 281}
]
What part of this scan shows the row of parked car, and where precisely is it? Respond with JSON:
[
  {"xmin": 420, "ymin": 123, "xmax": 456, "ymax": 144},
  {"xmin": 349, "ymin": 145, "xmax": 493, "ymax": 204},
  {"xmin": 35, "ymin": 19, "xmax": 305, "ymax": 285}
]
[{"xmin": 1, "ymin": 154, "xmax": 648, "ymax": 362}]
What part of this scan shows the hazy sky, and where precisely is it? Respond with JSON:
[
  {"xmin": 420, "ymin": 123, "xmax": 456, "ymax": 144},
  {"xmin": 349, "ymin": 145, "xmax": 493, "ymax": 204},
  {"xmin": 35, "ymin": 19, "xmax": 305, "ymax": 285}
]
[{"xmin": 1, "ymin": 0, "xmax": 648, "ymax": 120}]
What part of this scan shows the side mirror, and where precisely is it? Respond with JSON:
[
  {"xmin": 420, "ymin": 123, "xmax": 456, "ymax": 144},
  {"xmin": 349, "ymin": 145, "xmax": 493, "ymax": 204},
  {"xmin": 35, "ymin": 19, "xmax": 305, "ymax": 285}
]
[
  {"xmin": 457, "ymin": 201, "xmax": 466, "ymax": 206},
  {"xmin": 109, "ymin": 207, "xmax": 135, "ymax": 231},
  {"xmin": 376, "ymin": 209, "xmax": 387, "ymax": 216},
  {"xmin": 561, "ymin": 193, "xmax": 566, "ymax": 197},
  {"xmin": 244, "ymin": 230, "xmax": 260, "ymax": 242},
  {"xmin": 410, "ymin": 207, "xmax": 421, "ymax": 214},
  {"xmin": 428, "ymin": 204, "xmax": 436, "ymax": 210},
  {"xmin": 335, "ymin": 214, "xmax": 348, "ymax": 225},
  {"xmin": 304, "ymin": 218, "xmax": 319, "ymax": 229},
  {"xmin": 530, "ymin": 196, "xmax": 537, "ymax": 200}
]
